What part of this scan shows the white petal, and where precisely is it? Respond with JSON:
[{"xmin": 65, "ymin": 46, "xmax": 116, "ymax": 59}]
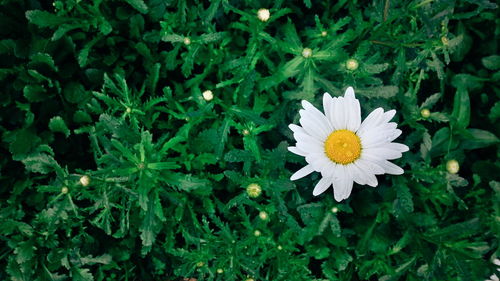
[
  {"xmin": 299, "ymin": 109, "xmax": 330, "ymax": 141},
  {"xmin": 289, "ymin": 124, "xmax": 306, "ymax": 134},
  {"xmin": 380, "ymin": 161, "xmax": 404, "ymax": 175},
  {"xmin": 332, "ymin": 165, "xmax": 353, "ymax": 201},
  {"xmin": 288, "ymin": 146, "xmax": 307, "ymax": 156},
  {"xmin": 344, "ymin": 88, "xmax": 361, "ymax": 132},
  {"xmin": 344, "ymin": 86, "xmax": 355, "ymax": 98},
  {"xmin": 294, "ymin": 131, "xmax": 323, "ymax": 147},
  {"xmin": 306, "ymin": 152, "xmax": 331, "ymax": 172},
  {"xmin": 313, "ymin": 176, "xmax": 332, "ymax": 196},
  {"xmin": 386, "ymin": 142, "xmax": 409, "ymax": 152},
  {"xmin": 363, "ymin": 147, "xmax": 402, "ymax": 160},
  {"xmin": 332, "ymin": 97, "xmax": 347, "ymax": 130},
  {"xmin": 302, "ymin": 100, "xmax": 333, "ymax": 130},
  {"xmin": 321, "ymin": 162, "xmax": 337, "ymax": 178},
  {"xmin": 290, "ymin": 164, "xmax": 315, "ymax": 180},
  {"xmin": 350, "ymin": 163, "xmax": 368, "ymax": 185},
  {"xmin": 381, "ymin": 109, "xmax": 396, "ymax": 123},
  {"xmin": 356, "ymin": 158, "xmax": 385, "ymax": 175},
  {"xmin": 323, "ymin": 93, "xmax": 335, "ymax": 128},
  {"xmin": 357, "ymin": 108, "xmax": 384, "ymax": 135},
  {"xmin": 296, "ymin": 140, "xmax": 324, "ymax": 154}
]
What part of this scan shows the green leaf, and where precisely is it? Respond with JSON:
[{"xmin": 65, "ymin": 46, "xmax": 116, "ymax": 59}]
[
  {"xmin": 48, "ymin": 116, "xmax": 70, "ymax": 137},
  {"xmin": 451, "ymin": 87, "xmax": 470, "ymax": 129},
  {"xmin": 357, "ymin": 86, "xmax": 398, "ymax": 99},
  {"xmin": 460, "ymin": 128, "xmax": 499, "ymax": 150},
  {"xmin": 124, "ymin": 0, "xmax": 148, "ymax": 14},
  {"xmin": 21, "ymin": 153, "xmax": 58, "ymax": 174},
  {"xmin": 71, "ymin": 267, "xmax": 94, "ymax": 281},
  {"xmin": 481, "ymin": 55, "xmax": 500, "ymax": 70},
  {"xmin": 25, "ymin": 10, "xmax": 68, "ymax": 27}
]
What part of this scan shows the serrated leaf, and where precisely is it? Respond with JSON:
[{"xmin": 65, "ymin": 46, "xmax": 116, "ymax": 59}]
[
  {"xmin": 124, "ymin": 0, "xmax": 148, "ymax": 14},
  {"xmin": 25, "ymin": 10, "xmax": 68, "ymax": 27},
  {"xmin": 481, "ymin": 55, "xmax": 500, "ymax": 70},
  {"xmin": 48, "ymin": 116, "xmax": 70, "ymax": 137},
  {"xmin": 71, "ymin": 267, "xmax": 94, "ymax": 281},
  {"xmin": 421, "ymin": 92, "xmax": 442, "ymax": 109},
  {"xmin": 451, "ymin": 87, "xmax": 470, "ymax": 129},
  {"xmin": 22, "ymin": 153, "xmax": 58, "ymax": 174},
  {"xmin": 460, "ymin": 128, "xmax": 499, "ymax": 150},
  {"xmin": 357, "ymin": 86, "xmax": 398, "ymax": 98}
]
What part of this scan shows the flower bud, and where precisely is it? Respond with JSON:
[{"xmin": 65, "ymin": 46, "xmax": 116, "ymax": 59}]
[
  {"xmin": 216, "ymin": 268, "xmax": 224, "ymax": 274},
  {"xmin": 242, "ymin": 129, "xmax": 250, "ymax": 136},
  {"xmin": 79, "ymin": 175, "xmax": 90, "ymax": 187},
  {"xmin": 61, "ymin": 186, "xmax": 69, "ymax": 194},
  {"xmin": 446, "ymin": 160, "xmax": 459, "ymax": 174},
  {"xmin": 321, "ymin": 31, "xmax": 327, "ymax": 37},
  {"xmin": 183, "ymin": 37, "xmax": 191, "ymax": 45},
  {"xmin": 331, "ymin": 207, "xmax": 339, "ymax": 213},
  {"xmin": 246, "ymin": 183, "xmax": 262, "ymax": 198},
  {"xmin": 345, "ymin": 58, "xmax": 359, "ymax": 71},
  {"xmin": 202, "ymin": 90, "xmax": 213, "ymax": 101},
  {"xmin": 257, "ymin": 8, "xmax": 270, "ymax": 22},
  {"xmin": 302, "ymin": 48, "xmax": 312, "ymax": 58},
  {"xmin": 196, "ymin": 261, "xmax": 204, "ymax": 267},
  {"xmin": 258, "ymin": 211, "xmax": 268, "ymax": 221},
  {"xmin": 420, "ymin": 108, "xmax": 431, "ymax": 118},
  {"xmin": 253, "ymin": 230, "xmax": 261, "ymax": 237},
  {"xmin": 441, "ymin": 36, "xmax": 449, "ymax": 46},
  {"xmin": 277, "ymin": 245, "xmax": 283, "ymax": 250}
]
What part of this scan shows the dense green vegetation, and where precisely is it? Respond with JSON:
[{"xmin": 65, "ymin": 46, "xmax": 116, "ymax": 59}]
[{"xmin": 0, "ymin": 0, "xmax": 499, "ymax": 280}]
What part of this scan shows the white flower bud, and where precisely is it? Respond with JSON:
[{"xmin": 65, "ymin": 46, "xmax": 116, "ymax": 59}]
[
  {"xmin": 346, "ymin": 58, "xmax": 359, "ymax": 71},
  {"xmin": 202, "ymin": 90, "xmax": 213, "ymax": 101},
  {"xmin": 257, "ymin": 8, "xmax": 270, "ymax": 22},
  {"xmin": 420, "ymin": 108, "xmax": 431, "ymax": 118},
  {"xmin": 246, "ymin": 183, "xmax": 262, "ymax": 198},
  {"xmin": 183, "ymin": 37, "xmax": 191, "ymax": 45},
  {"xmin": 446, "ymin": 160, "xmax": 459, "ymax": 174},
  {"xmin": 302, "ymin": 48, "xmax": 312, "ymax": 58},
  {"xmin": 79, "ymin": 175, "xmax": 90, "ymax": 186}
]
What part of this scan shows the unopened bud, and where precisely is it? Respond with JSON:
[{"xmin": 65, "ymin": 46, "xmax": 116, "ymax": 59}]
[
  {"xmin": 302, "ymin": 48, "xmax": 312, "ymax": 58},
  {"xmin": 79, "ymin": 175, "xmax": 90, "ymax": 186},
  {"xmin": 420, "ymin": 108, "xmax": 431, "ymax": 118},
  {"xmin": 61, "ymin": 186, "xmax": 69, "ymax": 194},
  {"xmin": 446, "ymin": 160, "xmax": 459, "ymax": 174},
  {"xmin": 258, "ymin": 211, "xmax": 268, "ymax": 220},
  {"xmin": 202, "ymin": 90, "xmax": 213, "ymax": 101},
  {"xmin": 346, "ymin": 58, "xmax": 359, "ymax": 71},
  {"xmin": 246, "ymin": 183, "xmax": 262, "ymax": 198},
  {"xmin": 183, "ymin": 37, "xmax": 191, "ymax": 45},
  {"xmin": 257, "ymin": 8, "xmax": 270, "ymax": 22},
  {"xmin": 253, "ymin": 230, "xmax": 261, "ymax": 237}
]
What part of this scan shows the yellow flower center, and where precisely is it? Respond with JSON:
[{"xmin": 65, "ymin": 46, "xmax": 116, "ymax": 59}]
[{"xmin": 324, "ymin": 129, "xmax": 362, "ymax": 165}]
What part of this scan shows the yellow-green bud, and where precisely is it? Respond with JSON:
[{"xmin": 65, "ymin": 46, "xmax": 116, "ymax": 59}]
[
  {"xmin": 302, "ymin": 48, "xmax": 312, "ymax": 58},
  {"xmin": 258, "ymin": 211, "xmax": 268, "ymax": 220},
  {"xmin": 331, "ymin": 207, "xmax": 339, "ymax": 213},
  {"xmin": 246, "ymin": 183, "xmax": 262, "ymax": 198},
  {"xmin": 61, "ymin": 186, "xmax": 69, "ymax": 194},
  {"xmin": 257, "ymin": 8, "xmax": 270, "ymax": 22},
  {"xmin": 277, "ymin": 245, "xmax": 283, "ymax": 250},
  {"xmin": 202, "ymin": 90, "xmax": 213, "ymax": 101},
  {"xmin": 242, "ymin": 129, "xmax": 250, "ymax": 136},
  {"xmin": 446, "ymin": 160, "xmax": 459, "ymax": 174},
  {"xmin": 420, "ymin": 108, "xmax": 431, "ymax": 118},
  {"xmin": 441, "ymin": 36, "xmax": 449, "ymax": 46},
  {"xmin": 196, "ymin": 261, "xmax": 204, "ymax": 267},
  {"xmin": 346, "ymin": 59, "xmax": 359, "ymax": 71},
  {"xmin": 79, "ymin": 175, "xmax": 90, "ymax": 187},
  {"xmin": 183, "ymin": 37, "xmax": 191, "ymax": 45},
  {"xmin": 321, "ymin": 31, "xmax": 327, "ymax": 37},
  {"xmin": 216, "ymin": 268, "xmax": 224, "ymax": 274},
  {"xmin": 253, "ymin": 230, "xmax": 261, "ymax": 237}
]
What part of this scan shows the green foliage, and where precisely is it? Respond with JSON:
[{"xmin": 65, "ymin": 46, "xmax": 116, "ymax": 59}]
[{"xmin": 0, "ymin": 0, "xmax": 499, "ymax": 280}]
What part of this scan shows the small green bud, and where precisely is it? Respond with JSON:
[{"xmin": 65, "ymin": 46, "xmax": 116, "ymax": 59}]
[
  {"xmin": 183, "ymin": 37, "xmax": 191, "ymax": 45},
  {"xmin": 61, "ymin": 186, "xmax": 69, "ymax": 194},
  {"xmin": 302, "ymin": 48, "xmax": 312, "ymax": 58},
  {"xmin": 79, "ymin": 175, "xmax": 90, "ymax": 186},
  {"xmin": 216, "ymin": 268, "xmax": 224, "ymax": 274},
  {"xmin": 420, "ymin": 108, "xmax": 431, "ymax": 118},
  {"xmin": 321, "ymin": 31, "xmax": 327, "ymax": 37},
  {"xmin": 446, "ymin": 160, "xmax": 459, "ymax": 174},
  {"xmin": 253, "ymin": 230, "xmax": 261, "ymax": 237},
  {"xmin": 331, "ymin": 207, "xmax": 339, "ymax": 213},
  {"xmin": 346, "ymin": 59, "xmax": 359, "ymax": 71},
  {"xmin": 246, "ymin": 183, "xmax": 262, "ymax": 198},
  {"xmin": 196, "ymin": 261, "xmax": 204, "ymax": 267},
  {"xmin": 258, "ymin": 211, "xmax": 268, "ymax": 220},
  {"xmin": 202, "ymin": 90, "xmax": 213, "ymax": 101},
  {"xmin": 257, "ymin": 8, "xmax": 270, "ymax": 22}
]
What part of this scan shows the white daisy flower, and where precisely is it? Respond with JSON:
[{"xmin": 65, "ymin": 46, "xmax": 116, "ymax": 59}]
[{"xmin": 288, "ymin": 87, "xmax": 409, "ymax": 201}]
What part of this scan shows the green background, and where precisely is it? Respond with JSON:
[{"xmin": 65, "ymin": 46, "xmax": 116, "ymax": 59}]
[{"xmin": 0, "ymin": 0, "xmax": 499, "ymax": 280}]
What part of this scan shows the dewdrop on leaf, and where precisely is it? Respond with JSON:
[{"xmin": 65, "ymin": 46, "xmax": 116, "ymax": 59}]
[
  {"xmin": 202, "ymin": 90, "xmax": 213, "ymax": 101},
  {"xmin": 302, "ymin": 48, "xmax": 312, "ymax": 58},
  {"xmin": 446, "ymin": 159, "xmax": 459, "ymax": 174},
  {"xmin": 257, "ymin": 8, "xmax": 270, "ymax": 22},
  {"xmin": 246, "ymin": 183, "xmax": 262, "ymax": 198}
]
